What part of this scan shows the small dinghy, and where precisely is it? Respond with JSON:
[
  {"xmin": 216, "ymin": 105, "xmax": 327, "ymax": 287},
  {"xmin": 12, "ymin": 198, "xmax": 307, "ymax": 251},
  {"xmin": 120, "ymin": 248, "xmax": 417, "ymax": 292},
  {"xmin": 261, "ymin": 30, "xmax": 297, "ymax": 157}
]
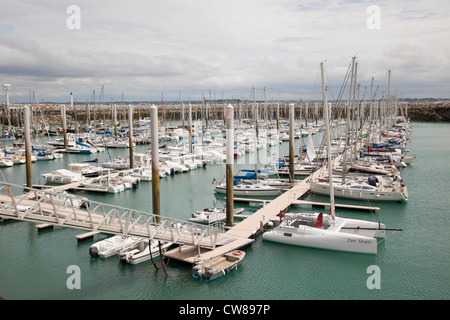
[
  {"xmin": 188, "ymin": 207, "xmax": 244, "ymax": 224},
  {"xmin": 119, "ymin": 240, "xmax": 172, "ymax": 265},
  {"xmin": 192, "ymin": 250, "xmax": 245, "ymax": 281}
]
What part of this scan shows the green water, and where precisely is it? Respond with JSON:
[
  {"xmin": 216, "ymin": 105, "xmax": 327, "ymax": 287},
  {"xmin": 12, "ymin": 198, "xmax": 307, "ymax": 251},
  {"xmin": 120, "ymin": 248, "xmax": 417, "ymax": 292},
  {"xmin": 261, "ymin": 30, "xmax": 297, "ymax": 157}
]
[{"xmin": 0, "ymin": 122, "xmax": 449, "ymax": 301}]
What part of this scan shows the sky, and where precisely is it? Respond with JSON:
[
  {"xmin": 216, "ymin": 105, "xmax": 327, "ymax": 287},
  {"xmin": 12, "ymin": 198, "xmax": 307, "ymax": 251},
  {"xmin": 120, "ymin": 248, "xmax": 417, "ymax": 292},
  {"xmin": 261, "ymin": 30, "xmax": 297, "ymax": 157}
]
[{"xmin": 1, "ymin": 0, "xmax": 449, "ymax": 103}]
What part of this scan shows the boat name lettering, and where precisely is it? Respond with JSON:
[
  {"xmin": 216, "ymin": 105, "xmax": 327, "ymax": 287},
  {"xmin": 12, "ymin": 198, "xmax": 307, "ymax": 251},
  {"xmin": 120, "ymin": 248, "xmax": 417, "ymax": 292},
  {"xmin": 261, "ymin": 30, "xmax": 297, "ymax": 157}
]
[{"xmin": 347, "ymin": 239, "xmax": 372, "ymax": 245}]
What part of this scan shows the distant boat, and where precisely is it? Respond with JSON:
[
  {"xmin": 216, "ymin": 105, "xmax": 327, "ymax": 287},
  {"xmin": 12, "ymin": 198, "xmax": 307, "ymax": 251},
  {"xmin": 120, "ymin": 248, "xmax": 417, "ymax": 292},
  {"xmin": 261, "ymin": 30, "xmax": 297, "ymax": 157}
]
[
  {"xmin": 80, "ymin": 176, "xmax": 125, "ymax": 193},
  {"xmin": 41, "ymin": 169, "xmax": 85, "ymax": 184},
  {"xmin": 68, "ymin": 162, "xmax": 106, "ymax": 177},
  {"xmin": 214, "ymin": 179, "xmax": 282, "ymax": 197},
  {"xmin": 310, "ymin": 175, "xmax": 408, "ymax": 202}
]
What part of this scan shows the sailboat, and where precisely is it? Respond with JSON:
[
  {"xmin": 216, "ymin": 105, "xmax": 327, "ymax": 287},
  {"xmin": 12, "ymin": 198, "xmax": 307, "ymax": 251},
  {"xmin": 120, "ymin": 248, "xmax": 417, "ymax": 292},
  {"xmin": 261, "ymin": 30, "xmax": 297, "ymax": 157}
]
[{"xmin": 262, "ymin": 62, "xmax": 390, "ymax": 255}]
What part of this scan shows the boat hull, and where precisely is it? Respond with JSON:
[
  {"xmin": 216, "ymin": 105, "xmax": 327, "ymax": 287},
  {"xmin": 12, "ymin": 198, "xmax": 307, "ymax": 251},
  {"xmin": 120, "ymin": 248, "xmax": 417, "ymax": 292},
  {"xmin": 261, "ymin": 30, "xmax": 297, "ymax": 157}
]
[
  {"xmin": 214, "ymin": 185, "xmax": 281, "ymax": 197},
  {"xmin": 311, "ymin": 181, "xmax": 408, "ymax": 202},
  {"xmin": 262, "ymin": 214, "xmax": 385, "ymax": 255},
  {"xmin": 263, "ymin": 227, "xmax": 378, "ymax": 254}
]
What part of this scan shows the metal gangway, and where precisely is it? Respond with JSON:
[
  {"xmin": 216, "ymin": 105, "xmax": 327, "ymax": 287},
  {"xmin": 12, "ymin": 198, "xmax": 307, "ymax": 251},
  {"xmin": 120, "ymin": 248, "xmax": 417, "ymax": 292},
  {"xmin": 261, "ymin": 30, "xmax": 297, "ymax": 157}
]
[{"xmin": 0, "ymin": 181, "xmax": 227, "ymax": 249}]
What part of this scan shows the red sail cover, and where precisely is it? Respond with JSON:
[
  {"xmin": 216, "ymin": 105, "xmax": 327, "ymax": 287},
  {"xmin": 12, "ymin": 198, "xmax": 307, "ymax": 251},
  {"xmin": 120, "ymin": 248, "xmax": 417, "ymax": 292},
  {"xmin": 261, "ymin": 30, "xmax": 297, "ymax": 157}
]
[{"xmin": 316, "ymin": 212, "xmax": 323, "ymax": 228}]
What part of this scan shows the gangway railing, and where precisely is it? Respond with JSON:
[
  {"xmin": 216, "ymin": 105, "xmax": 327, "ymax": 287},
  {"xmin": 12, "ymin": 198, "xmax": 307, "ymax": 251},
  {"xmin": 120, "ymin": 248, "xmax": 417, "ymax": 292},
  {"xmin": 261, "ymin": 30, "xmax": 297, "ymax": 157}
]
[{"xmin": 0, "ymin": 181, "xmax": 224, "ymax": 248}]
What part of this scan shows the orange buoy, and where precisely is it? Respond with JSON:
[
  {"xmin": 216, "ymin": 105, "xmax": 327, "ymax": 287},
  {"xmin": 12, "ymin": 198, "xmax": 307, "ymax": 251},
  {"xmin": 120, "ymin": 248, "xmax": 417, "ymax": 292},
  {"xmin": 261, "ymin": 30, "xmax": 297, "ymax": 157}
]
[{"xmin": 233, "ymin": 250, "xmax": 243, "ymax": 256}]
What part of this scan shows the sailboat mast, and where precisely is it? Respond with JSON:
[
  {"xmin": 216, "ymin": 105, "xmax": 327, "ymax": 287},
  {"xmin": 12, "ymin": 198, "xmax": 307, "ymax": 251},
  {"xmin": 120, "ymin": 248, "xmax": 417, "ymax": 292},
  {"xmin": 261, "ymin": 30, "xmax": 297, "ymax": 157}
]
[{"xmin": 320, "ymin": 62, "xmax": 335, "ymax": 221}]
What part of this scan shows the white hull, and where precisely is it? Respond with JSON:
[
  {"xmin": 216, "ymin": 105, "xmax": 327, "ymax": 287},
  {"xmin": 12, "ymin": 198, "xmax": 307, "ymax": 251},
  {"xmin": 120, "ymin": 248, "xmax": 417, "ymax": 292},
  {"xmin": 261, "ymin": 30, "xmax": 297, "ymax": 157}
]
[
  {"xmin": 41, "ymin": 169, "xmax": 85, "ymax": 184},
  {"xmin": 89, "ymin": 235, "xmax": 142, "ymax": 258},
  {"xmin": 119, "ymin": 240, "xmax": 172, "ymax": 264},
  {"xmin": 214, "ymin": 184, "xmax": 281, "ymax": 196},
  {"xmin": 311, "ymin": 181, "xmax": 408, "ymax": 202},
  {"xmin": 263, "ymin": 213, "xmax": 385, "ymax": 254},
  {"xmin": 0, "ymin": 158, "xmax": 13, "ymax": 167},
  {"xmin": 189, "ymin": 208, "xmax": 244, "ymax": 224},
  {"xmin": 81, "ymin": 177, "xmax": 125, "ymax": 193}
]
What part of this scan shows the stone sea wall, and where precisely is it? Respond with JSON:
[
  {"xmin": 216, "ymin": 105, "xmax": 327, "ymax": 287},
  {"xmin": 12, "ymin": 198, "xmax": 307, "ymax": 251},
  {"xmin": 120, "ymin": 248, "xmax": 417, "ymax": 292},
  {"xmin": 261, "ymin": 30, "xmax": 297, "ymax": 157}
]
[
  {"xmin": 405, "ymin": 101, "xmax": 450, "ymax": 122},
  {"xmin": 4, "ymin": 100, "xmax": 450, "ymax": 127}
]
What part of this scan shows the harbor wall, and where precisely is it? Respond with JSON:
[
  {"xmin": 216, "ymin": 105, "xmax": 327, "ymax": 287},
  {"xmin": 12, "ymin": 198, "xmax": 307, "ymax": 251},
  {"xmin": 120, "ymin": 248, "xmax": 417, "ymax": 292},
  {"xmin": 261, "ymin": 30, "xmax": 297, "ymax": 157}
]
[{"xmin": 2, "ymin": 101, "xmax": 450, "ymax": 129}]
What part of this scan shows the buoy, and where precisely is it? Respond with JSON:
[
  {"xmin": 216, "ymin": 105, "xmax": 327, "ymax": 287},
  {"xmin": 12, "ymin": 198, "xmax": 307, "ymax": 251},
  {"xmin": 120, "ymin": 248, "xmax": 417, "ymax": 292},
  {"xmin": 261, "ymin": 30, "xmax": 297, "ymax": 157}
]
[{"xmin": 233, "ymin": 250, "xmax": 243, "ymax": 256}]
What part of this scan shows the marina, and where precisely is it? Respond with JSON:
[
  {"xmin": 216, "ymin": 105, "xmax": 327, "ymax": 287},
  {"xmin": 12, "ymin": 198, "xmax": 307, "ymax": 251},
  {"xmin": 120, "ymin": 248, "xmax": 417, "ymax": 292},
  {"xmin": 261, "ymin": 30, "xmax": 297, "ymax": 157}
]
[
  {"xmin": 2, "ymin": 0, "xmax": 450, "ymax": 306},
  {"xmin": 0, "ymin": 61, "xmax": 445, "ymax": 300},
  {"xmin": 0, "ymin": 118, "xmax": 448, "ymax": 299}
]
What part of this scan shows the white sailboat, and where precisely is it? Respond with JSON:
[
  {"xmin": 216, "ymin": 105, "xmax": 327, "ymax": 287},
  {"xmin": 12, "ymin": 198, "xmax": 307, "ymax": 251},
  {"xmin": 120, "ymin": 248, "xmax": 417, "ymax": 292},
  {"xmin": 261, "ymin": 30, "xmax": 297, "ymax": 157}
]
[
  {"xmin": 262, "ymin": 62, "xmax": 389, "ymax": 255},
  {"xmin": 214, "ymin": 179, "xmax": 282, "ymax": 197}
]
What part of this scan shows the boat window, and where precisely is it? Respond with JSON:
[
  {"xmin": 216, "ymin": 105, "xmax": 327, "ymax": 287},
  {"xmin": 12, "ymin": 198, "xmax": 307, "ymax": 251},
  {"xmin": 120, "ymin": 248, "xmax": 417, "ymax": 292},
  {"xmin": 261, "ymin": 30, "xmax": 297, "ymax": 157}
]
[{"xmin": 283, "ymin": 233, "xmax": 292, "ymax": 237}]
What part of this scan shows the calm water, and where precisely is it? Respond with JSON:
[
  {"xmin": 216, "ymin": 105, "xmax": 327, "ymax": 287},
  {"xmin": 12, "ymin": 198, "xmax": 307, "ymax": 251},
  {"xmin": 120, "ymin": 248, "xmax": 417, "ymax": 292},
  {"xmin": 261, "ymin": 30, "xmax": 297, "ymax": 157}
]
[{"xmin": 0, "ymin": 122, "xmax": 449, "ymax": 301}]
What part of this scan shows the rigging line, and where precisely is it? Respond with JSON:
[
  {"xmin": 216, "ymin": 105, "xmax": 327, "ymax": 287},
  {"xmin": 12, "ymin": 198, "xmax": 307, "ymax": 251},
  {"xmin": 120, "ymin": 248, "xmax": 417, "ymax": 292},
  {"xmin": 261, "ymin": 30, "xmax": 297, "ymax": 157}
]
[
  {"xmin": 310, "ymin": 64, "xmax": 321, "ymax": 101},
  {"xmin": 377, "ymin": 227, "xmax": 403, "ymax": 245}
]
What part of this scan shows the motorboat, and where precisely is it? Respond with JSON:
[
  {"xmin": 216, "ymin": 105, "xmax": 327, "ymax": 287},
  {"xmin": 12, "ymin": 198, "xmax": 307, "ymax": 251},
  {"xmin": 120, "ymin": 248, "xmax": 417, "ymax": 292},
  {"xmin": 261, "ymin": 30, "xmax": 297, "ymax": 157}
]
[
  {"xmin": 119, "ymin": 239, "xmax": 172, "ymax": 264},
  {"xmin": 89, "ymin": 235, "xmax": 143, "ymax": 258},
  {"xmin": 41, "ymin": 169, "xmax": 85, "ymax": 184},
  {"xmin": 117, "ymin": 170, "xmax": 140, "ymax": 189},
  {"xmin": 80, "ymin": 176, "xmax": 125, "ymax": 193},
  {"xmin": 68, "ymin": 162, "xmax": 106, "ymax": 177},
  {"xmin": 188, "ymin": 207, "xmax": 244, "ymax": 224},
  {"xmin": 101, "ymin": 156, "xmax": 130, "ymax": 170},
  {"xmin": 192, "ymin": 250, "xmax": 246, "ymax": 281},
  {"xmin": 0, "ymin": 154, "xmax": 14, "ymax": 167},
  {"xmin": 130, "ymin": 167, "xmax": 152, "ymax": 181}
]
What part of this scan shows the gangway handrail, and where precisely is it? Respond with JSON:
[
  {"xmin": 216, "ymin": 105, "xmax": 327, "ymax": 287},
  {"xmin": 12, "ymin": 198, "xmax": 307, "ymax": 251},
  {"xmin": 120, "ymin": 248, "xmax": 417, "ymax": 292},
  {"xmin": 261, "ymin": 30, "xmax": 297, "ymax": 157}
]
[{"xmin": 0, "ymin": 181, "xmax": 224, "ymax": 248}]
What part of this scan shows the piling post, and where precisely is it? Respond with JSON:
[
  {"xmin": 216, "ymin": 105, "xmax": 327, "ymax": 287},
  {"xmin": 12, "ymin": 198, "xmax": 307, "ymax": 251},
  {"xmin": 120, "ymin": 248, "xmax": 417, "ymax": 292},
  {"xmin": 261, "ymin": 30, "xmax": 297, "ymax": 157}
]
[
  {"xmin": 289, "ymin": 103, "xmax": 295, "ymax": 184},
  {"xmin": 128, "ymin": 104, "xmax": 134, "ymax": 169},
  {"xmin": 150, "ymin": 104, "xmax": 161, "ymax": 223},
  {"xmin": 225, "ymin": 104, "xmax": 234, "ymax": 227},
  {"xmin": 23, "ymin": 106, "xmax": 32, "ymax": 188}
]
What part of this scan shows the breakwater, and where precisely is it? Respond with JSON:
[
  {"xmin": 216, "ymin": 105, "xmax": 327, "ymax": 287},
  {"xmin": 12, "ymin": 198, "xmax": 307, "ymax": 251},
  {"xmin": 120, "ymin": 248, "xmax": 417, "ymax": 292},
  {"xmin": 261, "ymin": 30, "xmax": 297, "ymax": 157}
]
[{"xmin": 3, "ymin": 100, "xmax": 450, "ymax": 130}]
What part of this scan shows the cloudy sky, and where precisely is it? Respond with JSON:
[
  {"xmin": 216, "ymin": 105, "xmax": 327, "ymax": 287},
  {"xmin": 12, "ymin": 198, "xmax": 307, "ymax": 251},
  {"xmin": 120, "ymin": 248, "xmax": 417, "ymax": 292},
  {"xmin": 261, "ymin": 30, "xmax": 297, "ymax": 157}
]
[{"xmin": 1, "ymin": 0, "xmax": 449, "ymax": 103}]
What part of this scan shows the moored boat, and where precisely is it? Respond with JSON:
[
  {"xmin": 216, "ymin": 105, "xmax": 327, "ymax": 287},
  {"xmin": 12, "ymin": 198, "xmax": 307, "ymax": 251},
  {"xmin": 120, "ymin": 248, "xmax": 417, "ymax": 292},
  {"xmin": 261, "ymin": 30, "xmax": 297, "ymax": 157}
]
[
  {"xmin": 41, "ymin": 169, "xmax": 85, "ymax": 184},
  {"xmin": 192, "ymin": 250, "xmax": 246, "ymax": 281},
  {"xmin": 89, "ymin": 235, "xmax": 142, "ymax": 258},
  {"xmin": 188, "ymin": 207, "xmax": 244, "ymax": 224},
  {"xmin": 262, "ymin": 212, "xmax": 386, "ymax": 254},
  {"xmin": 119, "ymin": 240, "xmax": 172, "ymax": 264}
]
